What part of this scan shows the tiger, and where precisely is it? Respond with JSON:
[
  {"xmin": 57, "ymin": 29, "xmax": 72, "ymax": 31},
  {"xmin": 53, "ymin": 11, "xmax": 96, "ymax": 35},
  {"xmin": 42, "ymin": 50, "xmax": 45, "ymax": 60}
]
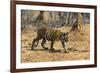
[{"xmin": 31, "ymin": 27, "xmax": 69, "ymax": 53}]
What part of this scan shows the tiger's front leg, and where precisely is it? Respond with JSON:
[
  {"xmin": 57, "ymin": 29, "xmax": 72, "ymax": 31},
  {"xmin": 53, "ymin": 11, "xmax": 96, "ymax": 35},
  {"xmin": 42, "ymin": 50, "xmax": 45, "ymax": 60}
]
[{"xmin": 61, "ymin": 41, "xmax": 69, "ymax": 53}]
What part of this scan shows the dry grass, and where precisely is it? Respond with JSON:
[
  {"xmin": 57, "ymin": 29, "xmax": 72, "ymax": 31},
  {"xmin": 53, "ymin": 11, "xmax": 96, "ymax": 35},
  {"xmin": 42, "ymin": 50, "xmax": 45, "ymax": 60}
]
[{"xmin": 21, "ymin": 24, "xmax": 90, "ymax": 63}]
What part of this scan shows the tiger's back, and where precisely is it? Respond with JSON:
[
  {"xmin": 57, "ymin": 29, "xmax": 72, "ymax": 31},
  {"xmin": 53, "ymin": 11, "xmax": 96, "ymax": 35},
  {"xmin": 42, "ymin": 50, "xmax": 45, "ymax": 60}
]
[{"xmin": 45, "ymin": 28, "xmax": 62, "ymax": 41}]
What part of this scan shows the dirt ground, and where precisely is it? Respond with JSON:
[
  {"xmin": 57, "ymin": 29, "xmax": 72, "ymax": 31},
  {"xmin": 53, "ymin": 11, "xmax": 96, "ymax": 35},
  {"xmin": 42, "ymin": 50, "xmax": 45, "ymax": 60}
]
[{"xmin": 21, "ymin": 24, "xmax": 90, "ymax": 63}]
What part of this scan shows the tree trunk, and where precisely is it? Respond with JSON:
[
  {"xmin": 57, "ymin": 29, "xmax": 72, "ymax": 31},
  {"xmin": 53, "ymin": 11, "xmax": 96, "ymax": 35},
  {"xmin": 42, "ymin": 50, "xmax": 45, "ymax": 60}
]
[{"xmin": 70, "ymin": 13, "xmax": 83, "ymax": 34}]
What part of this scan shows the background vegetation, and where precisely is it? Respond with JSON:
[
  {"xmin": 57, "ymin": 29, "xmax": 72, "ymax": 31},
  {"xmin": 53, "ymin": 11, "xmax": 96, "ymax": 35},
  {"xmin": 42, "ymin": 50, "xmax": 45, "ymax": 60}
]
[{"xmin": 21, "ymin": 10, "xmax": 90, "ymax": 30}]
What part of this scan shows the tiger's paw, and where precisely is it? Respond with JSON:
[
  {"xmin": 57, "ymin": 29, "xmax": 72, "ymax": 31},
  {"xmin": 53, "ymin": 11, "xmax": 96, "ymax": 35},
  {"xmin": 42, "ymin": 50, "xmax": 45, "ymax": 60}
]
[
  {"xmin": 44, "ymin": 47, "xmax": 48, "ymax": 50},
  {"xmin": 61, "ymin": 50, "xmax": 69, "ymax": 53},
  {"xmin": 64, "ymin": 50, "xmax": 69, "ymax": 53},
  {"xmin": 49, "ymin": 48, "xmax": 55, "ymax": 53}
]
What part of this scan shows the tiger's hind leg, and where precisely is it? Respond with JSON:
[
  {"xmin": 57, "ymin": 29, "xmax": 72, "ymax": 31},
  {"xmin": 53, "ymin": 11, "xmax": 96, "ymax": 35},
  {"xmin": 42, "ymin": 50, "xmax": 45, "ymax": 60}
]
[
  {"xmin": 41, "ymin": 39, "xmax": 48, "ymax": 50},
  {"xmin": 31, "ymin": 37, "xmax": 39, "ymax": 50}
]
